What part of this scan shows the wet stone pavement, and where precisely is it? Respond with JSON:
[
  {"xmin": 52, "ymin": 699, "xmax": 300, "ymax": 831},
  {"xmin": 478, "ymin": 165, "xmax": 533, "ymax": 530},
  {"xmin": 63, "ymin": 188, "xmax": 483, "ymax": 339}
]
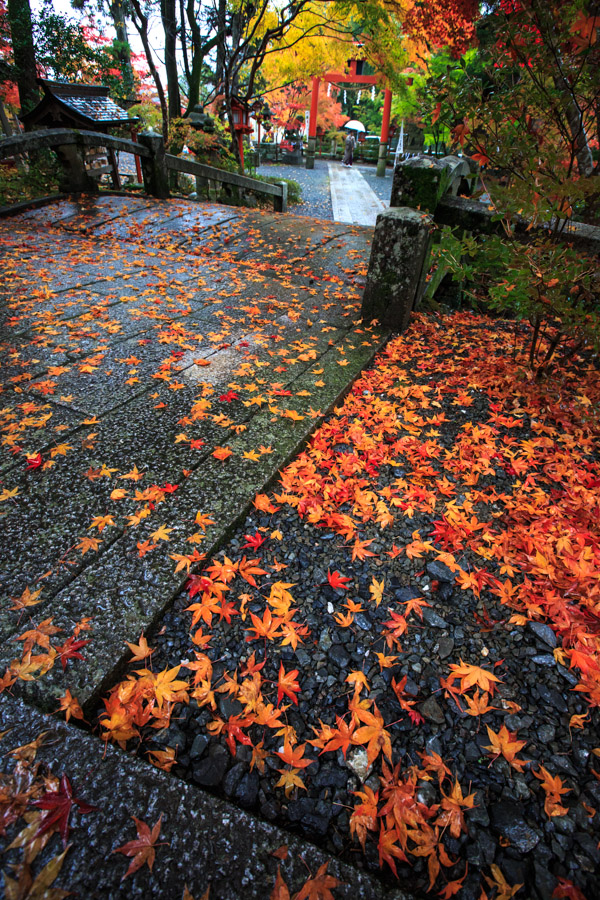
[
  {"xmin": 0, "ymin": 194, "xmax": 385, "ymax": 707},
  {"xmin": 0, "ymin": 194, "xmax": 404, "ymax": 899}
]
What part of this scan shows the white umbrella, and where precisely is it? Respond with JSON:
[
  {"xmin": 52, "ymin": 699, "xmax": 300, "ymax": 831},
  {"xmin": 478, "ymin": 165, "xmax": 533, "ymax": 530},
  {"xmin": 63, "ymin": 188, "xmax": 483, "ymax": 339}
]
[{"xmin": 344, "ymin": 120, "xmax": 366, "ymax": 132}]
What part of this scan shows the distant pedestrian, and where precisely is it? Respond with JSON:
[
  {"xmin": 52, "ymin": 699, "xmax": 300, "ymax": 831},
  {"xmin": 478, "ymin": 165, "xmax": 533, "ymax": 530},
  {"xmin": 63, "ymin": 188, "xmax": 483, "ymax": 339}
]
[{"xmin": 342, "ymin": 132, "xmax": 355, "ymax": 167}]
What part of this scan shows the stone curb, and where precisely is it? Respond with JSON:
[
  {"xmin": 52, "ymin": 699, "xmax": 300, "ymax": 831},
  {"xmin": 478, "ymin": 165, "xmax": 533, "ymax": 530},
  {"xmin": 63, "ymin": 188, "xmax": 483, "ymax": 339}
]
[{"xmin": 0, "ymin": 696, "xmax": 411, "ymax": 900}]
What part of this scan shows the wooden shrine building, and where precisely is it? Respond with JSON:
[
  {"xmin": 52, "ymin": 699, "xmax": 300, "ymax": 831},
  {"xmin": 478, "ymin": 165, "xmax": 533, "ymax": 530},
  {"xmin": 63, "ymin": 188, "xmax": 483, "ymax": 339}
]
[{"xmin": 20, "ymin": 79, "xmax": 137, "ymax": 188}]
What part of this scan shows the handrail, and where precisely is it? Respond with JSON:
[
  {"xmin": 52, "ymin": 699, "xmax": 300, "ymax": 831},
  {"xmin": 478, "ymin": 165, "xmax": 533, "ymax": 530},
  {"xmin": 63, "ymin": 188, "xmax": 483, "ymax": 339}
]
[
  {"xmin": 165, "ymin": 153, "xmax": 285, "ymax": 199},
  {"xmin": 0, "ymin": 128, "xmax": 150, "ymax": 159},
  {"xmin": 0, "ymin": 128, "xmax": 288, "ymax": 212}
]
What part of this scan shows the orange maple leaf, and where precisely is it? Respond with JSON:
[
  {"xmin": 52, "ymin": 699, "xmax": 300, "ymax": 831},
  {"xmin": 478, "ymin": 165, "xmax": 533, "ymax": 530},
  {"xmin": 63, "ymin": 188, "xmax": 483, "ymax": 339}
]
[{"xmin": 484, "ymin": 725, "xmax": 529, "ymax": 772}]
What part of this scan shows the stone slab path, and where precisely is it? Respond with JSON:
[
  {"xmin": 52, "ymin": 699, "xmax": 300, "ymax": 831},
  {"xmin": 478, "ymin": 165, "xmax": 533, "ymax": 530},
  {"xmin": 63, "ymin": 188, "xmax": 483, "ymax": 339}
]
[
  {"xmin": 0, "ymin": 194, "xmax": 387, "ymax": 710},
  {"xmin": 328, "ymin": 162, "xmax": 388, "ymax": 226},
  {"xmin": 0, "ymin": 193, "xmax": 401, "ymax": 899}
]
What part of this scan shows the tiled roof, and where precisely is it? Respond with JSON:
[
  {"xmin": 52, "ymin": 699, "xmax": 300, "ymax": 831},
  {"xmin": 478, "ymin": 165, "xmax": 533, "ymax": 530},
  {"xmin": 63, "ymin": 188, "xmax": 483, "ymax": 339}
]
[{"xmin": 58, "ymin": 93, "xmax": 130, "ymax": 123}]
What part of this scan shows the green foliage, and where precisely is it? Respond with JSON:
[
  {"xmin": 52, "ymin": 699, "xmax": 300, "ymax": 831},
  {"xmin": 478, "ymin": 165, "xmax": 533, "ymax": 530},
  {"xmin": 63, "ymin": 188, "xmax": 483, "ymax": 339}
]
[
  {"xmin": 0, "ymin": 151, "xmax": 61, "ymax": 208},
  {"xmin": 255, "ymin": 175, "xmax": 301, "ymax": 205},
  {"xmin": 127, "ymin": 102, "xmax": 162, "ymax": 132},
  {"xmin": 424, "ymin": 1, "xmax": 600, "ymax": 375},
  {"xmin": 167, "ymin": 117, "xmax": 237, "ymax": 170},
  {"xmin": 32, "ymin": 1, "xmax": 139, "ymax": 105},
  {"xmin": 435, "ymin": 226, "xmax": 599, "ymax": 376}
]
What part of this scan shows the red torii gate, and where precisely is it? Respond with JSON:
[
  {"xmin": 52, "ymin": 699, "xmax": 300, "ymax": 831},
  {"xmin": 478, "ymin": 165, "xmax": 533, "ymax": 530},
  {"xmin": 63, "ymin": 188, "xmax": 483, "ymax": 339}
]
[{"xmin": 305, "ymin": 59, "xmax": 393, "ymax": 177}]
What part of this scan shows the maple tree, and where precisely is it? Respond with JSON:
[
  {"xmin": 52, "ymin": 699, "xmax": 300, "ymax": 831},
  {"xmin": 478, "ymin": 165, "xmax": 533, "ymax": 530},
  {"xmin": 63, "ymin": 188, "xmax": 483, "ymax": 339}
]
[{"xmin": 428, "ymin": 0, "xmax": 600, "ymax": 373}]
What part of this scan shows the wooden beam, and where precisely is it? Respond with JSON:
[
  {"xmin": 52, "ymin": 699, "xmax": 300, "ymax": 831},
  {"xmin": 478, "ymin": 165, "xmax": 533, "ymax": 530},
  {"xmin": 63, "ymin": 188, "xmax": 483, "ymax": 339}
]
[
  {"xmin": 322, "ymin": 73, "xmax": 379, "ymax": 85},
  {"xmin": 165, "ymin": 154, "xmax": 284, "ymax": 198}
]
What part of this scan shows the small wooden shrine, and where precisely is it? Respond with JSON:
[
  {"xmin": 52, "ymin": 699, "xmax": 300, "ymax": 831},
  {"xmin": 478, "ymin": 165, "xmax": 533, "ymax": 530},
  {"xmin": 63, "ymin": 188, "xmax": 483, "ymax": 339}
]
[{"xmin": 20, "ymin": 79, "xmax": 137, "ymax": 187}]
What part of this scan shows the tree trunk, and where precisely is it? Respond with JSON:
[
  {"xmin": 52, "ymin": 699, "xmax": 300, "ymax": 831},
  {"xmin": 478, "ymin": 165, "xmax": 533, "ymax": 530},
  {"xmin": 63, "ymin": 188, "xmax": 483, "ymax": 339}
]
[
  {"xmin": 161, "ymin": 0, "xmax": 181, "ymax": 119},
  {"xmin": 215, "ymin": 0, "xmax": 227, "ymax": 90},
  {"xmin": 6, "ymin": 0, "xmax": 38, "ymax": 115},
  {"xmin": 130, "ymin": 0, "xmax": 169, "ymax": 142},
  {"xmin": 553, "ymin": 73, "xmax": 595, "ymax": 178},
  {"xmin": 109, "ymin": 0, "xmax": 135, "ymax": 103}
]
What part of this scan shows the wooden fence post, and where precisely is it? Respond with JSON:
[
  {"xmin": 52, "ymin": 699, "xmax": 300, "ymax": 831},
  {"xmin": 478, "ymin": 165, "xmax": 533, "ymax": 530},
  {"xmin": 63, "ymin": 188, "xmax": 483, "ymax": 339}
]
[{"xmin": 138, "ymin": 131, "xmax": 170, "ymax": 199}]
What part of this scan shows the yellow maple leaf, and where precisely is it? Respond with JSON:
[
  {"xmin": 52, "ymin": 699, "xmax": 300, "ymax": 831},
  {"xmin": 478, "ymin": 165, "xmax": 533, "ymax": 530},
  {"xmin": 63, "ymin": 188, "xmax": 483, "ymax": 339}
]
[{"xmin": 150, "ymin": 524, "xmax": 173, "ymax": 543}]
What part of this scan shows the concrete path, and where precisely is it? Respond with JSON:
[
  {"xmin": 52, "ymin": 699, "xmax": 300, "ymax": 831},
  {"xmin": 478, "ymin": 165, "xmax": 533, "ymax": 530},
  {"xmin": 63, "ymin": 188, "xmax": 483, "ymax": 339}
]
[
  {"xmin": 0, "ymin": 194, "xmax": 400, "ymax": 899},
  {"xmin": 328, "ymin": 162, "xmax": 388, "ymax": 226}
]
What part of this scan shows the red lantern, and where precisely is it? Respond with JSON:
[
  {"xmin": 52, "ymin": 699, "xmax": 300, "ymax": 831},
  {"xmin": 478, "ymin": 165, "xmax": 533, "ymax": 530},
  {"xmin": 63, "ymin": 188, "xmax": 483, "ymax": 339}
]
[{"xmin": 230, "ymin": 96, "xmax": 254, "ymax": 171}]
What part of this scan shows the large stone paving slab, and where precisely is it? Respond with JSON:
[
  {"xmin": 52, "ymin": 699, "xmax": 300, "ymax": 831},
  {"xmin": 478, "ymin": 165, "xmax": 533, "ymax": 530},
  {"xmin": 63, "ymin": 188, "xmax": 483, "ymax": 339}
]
[{"xmin": 0, "ymin": 196, "xmax": 387, "ymax": 711}]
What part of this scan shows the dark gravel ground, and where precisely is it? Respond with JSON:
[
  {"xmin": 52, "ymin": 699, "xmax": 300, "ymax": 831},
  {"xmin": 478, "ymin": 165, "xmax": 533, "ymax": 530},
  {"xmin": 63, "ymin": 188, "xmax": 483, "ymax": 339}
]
[
  {"xmin": 96, "ymin": 312, "xmax": 600, "ymax": 900},
  {"xmin": 257, "ymin": 159, "xmax": 333, "ymax": 220}
]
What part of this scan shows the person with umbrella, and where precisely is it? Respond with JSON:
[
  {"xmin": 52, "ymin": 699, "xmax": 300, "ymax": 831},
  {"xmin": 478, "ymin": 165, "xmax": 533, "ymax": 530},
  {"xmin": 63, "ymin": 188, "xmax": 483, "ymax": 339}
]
[{"xmin": 342, "ymin": 120, "xmax": 365, "ymax": 167}]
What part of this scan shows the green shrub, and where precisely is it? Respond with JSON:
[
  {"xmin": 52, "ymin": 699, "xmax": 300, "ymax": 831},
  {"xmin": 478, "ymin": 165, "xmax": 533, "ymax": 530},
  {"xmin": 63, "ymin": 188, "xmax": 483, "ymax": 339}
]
[
  {"xmin": 255, "ymin": 175, "xmax": 301, "ymax": 205},
  {"xmin": 0, "ymin": 151, "xmax": 62, "ymax": 208}
]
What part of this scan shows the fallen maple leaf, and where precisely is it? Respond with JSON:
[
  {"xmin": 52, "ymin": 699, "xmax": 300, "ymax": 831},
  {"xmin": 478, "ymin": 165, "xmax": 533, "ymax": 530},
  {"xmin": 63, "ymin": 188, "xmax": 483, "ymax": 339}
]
[
  {"xmin": 277, "ymin": 662, "xmax": 300, "ymax": 706},
  {"xmin": 9, "ymin": 585, "xmax": 43, "ymax": 611},
  {"xmin": 113, "ymin": 814, "xmax": 166, "ymax": 880},
  {"xmin": 327, "ymin": 569, "xmax": 351, "ymax": 591},
  {"xmin": 270, "ymin": 867, "xmax": 291, "ymax": 900},
  {"xmin": 56, "ymin": 689, "xmax": 85, "ymax": 722},
  {"xmin": 212, "ymin": 446, "xmax": 233, "ymax": 461},
  {"xmin": 484, "ymin": 725, "xmax": 529, "ymax": 772},
  {"xmin": 33, "ymin": 774, "xmax": 96, "ymax": 846},
  {"xmin": 295, "ymin": 862, "xmax": 341, "ymax": 900},
  {"xmin": 126, "ymin": 633, "xmax": 154, "ymax": 662}
]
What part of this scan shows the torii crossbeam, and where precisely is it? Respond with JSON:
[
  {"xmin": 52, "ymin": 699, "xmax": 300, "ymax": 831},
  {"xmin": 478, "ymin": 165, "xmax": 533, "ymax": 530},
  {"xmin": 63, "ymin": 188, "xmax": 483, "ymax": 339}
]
[{"xmin": 305, "ymin": 60, "xmax": 393, "ymax": 177}]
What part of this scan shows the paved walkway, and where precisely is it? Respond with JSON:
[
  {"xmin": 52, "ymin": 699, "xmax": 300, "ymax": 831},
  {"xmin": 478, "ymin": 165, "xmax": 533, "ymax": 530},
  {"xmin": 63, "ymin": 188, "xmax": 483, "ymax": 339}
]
[
  {"xmin": 0, "ymin": 194, "xmax": 386, "ymax": 709},
  {"xmin": 0, "ymin": 194, "xmax": 401, "ymax": 899},
  {"xmin": 328, "ymin": 162, "xmax": 388, "ymax": 226}
]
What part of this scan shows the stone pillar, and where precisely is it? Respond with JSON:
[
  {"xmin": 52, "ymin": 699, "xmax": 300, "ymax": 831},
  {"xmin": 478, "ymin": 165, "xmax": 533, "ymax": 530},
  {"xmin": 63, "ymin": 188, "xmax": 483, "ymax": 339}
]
[
  {"xmin": 361, "ymin": 207, "xmax": 433, "ymax": 330},
  {"xmin": 305, "ymin": 136, "xmax": 317, "ymax": 170},
  {"xmin": 376, "ymin": 141, "xmax": 388, "ymax": 178},
  {"xmin": 390, "ymin": 154, "xmax": 473, "ymax": 212},
  {"xmin": 139, "ymin": 131, "xmax": 170, "ymax": 199},
  {"xmin": 55, "ymin": 142, "xmax": 97, "ymax": 194}
]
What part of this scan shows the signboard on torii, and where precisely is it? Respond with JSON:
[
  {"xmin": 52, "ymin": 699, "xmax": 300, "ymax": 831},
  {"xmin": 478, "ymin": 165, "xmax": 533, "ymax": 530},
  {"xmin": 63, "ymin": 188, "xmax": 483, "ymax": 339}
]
[{"xmin": 305, "ymin": 59, "xmax": 393, "ymax": 177}]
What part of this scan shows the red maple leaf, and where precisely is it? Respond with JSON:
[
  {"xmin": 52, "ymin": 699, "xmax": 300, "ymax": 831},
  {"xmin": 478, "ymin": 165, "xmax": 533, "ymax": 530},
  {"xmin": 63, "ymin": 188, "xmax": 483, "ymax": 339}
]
[
  {"xmin": 327, "ymin": 569, "xmax": 351, "ymax": 590},
  {"xmin": 113, "ymin": 814, "xmax": 165, "ymax": 880},
  {"xmin": 55, "ymin": 636, "xmax": 91, "ymax": 670},
  {"xmin": 33, "ymin": 775, "xmax": 96, "ymax": 846},
  {"xmin": 25, "ymin": 452, "xmax": 42, "ymax": 470},
  {"xmin": 242, "ymin": 531, "xmax": 266, "ymax": 550}
]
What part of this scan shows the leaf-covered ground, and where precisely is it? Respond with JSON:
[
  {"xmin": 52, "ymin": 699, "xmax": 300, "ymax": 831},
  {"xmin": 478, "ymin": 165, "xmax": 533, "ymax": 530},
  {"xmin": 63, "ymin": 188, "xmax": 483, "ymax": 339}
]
[
  {"xmin": 1, "ymin": 197, "xmax": 599, "ymax": 899},
  {"xmin": 96, "ymin": 312, "xmax": 600, "ymax": 899}
]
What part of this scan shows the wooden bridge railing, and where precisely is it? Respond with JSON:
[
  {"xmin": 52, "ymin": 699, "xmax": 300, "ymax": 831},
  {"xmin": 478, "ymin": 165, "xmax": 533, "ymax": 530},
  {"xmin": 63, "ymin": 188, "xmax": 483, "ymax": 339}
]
[{"xmin": 0, "ymin": 128, "xmax": 288, "ymax": 213}]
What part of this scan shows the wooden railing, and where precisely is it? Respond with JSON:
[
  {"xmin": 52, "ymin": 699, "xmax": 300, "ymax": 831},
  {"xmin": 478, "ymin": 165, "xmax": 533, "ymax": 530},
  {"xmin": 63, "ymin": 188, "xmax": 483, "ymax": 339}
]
[{"xmin": 0, "ymin": 128, "xmax": 288, "ymax": 212}]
